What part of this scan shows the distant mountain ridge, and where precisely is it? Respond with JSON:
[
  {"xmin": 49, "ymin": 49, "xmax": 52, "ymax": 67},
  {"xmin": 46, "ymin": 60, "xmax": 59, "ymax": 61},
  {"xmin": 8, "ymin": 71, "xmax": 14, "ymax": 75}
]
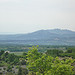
[{"xmin": 0, "ymin": 29, "xmax": 75, "ymax": 45}]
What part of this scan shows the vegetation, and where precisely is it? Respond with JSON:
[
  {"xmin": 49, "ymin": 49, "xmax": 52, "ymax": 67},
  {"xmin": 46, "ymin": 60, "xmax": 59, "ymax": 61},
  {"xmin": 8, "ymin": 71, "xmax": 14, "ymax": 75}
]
[
  {"xmin": 59, "ymin": 47, "xmax": 75, "ymax": 59},
  {"xmin": 27, "ymin": 46, "xmax": 75, "ymax": 75},
  {"xmin": 0, "ymin": 45, "xmax": 75, "ymax": 75}
]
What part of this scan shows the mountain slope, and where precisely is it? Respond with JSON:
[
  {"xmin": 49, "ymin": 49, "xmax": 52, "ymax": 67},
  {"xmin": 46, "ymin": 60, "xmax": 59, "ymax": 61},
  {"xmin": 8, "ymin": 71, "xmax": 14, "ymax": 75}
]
[{"xmin": 0, "ymin": 29, "xmax": 75, "ymax": 45}]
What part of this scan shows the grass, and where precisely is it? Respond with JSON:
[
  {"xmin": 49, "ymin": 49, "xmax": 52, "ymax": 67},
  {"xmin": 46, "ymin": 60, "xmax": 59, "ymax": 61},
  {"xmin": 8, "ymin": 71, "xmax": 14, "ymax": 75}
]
[{"xmin": 10, "ymin": 52, "xmax": 23, "ymax": 56}]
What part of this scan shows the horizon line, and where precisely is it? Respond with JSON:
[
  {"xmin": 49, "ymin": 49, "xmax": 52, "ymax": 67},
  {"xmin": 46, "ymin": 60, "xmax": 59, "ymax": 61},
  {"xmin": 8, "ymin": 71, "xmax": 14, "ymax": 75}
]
[{"xmin": 0, "ymin": 28, "xmax": 75, "ymax": 35}]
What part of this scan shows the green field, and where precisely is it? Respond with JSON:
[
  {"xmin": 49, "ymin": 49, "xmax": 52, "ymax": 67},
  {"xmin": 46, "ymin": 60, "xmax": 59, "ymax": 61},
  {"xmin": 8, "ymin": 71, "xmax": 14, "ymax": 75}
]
[{"xmin": 10, "ymin": 52, "xmax": 23, "ymax": 56}]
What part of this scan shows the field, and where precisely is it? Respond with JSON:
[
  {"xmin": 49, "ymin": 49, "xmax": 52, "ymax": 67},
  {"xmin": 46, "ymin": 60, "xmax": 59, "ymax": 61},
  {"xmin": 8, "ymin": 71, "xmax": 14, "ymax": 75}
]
[
  {"xmin": 10, "ymin": 52, "xmax": 24, "ymax": 56},
  {"xmin": 0, "ymin": 44, "xmax": 67, "ymax": 52}
]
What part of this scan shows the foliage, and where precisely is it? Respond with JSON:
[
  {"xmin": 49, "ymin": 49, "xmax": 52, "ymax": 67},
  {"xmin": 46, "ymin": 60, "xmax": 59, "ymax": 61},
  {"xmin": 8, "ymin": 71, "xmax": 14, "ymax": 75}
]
[
  {"xmin": 46, "ymin": 49, "xmax": 63, "ymax": 57},
  {"xmin": 0, "ymin": 52, "xmax": 19, "ymax": 65},
  {"xmin": 22, "ymin": 68, "xmax": 28, "ymax": 75},
  {"xmin": 27, "ymin": 46, "xmax": 41, "ymax": 64},
  {"xmin": 0, "ymin": 46, "xmax": 75, "ymax": 75},
  {"xmin": 18, "ymin": 67, "xmax": 28, "ymax": 75},
  {"xmin": 27, "ymin": 47, "xmax": 75, "ymax": 75},
  {"xmin": 59, "ymin": 47, "xmax": 75, "ymax": 59},
  {"xmin": 0, "ymin": 50, "xmax": 4, "ymax": 56},
  {"xmin": 18, "ymin": 67, "xmax": 22, "ymax": 75},
  {"xmin": 7, "ymin": 65, "xmax": 12, "ymax": 72}
]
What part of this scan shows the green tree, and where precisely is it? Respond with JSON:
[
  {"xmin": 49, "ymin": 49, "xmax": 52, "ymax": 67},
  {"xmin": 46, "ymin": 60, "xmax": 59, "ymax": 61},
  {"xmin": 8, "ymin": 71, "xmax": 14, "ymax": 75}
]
[
  {"xmin": 7, "ymin": 65, "xmax": 12, "ymax": 72},
  {"xmin": 27, "ymin": 46, "xmax": 74, "ymax": 75},
  {"xmin": 27, "ymin": 46, "xmax": 41, "ymax": 64},
  {"xmin": 0, "ymin": 50, "xmax": 4, "ymax": 56},
  {"xmin": 18, "ymin": 67, "xmax": 22, "ymax": 75}
]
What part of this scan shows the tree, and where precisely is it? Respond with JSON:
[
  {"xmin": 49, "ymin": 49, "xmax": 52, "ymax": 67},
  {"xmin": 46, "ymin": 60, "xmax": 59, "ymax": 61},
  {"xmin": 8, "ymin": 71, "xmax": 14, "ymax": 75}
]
[
  {"xmin": 27, "ymin": 46, "xmax": 41, "ymax": 64},
  {"xmin": 7, "ymin": 65, "xmax": 12, "ymax": 72},
  {"xmin": 67, "ymin": 49, "xmax": 72, "ymax": 53},
  {"xmin": 0, "ymin": 50, "xmax": 4, "ymax": 56},
  {"xmin": 22, "ymin": 68, "xmax": 28, "ymax": 75},
  {"xmin": 27, "ymin": 46, "xmax": 74, "ymax": 75},
  {"xmin": 18, "ymin": 67, "xmax": 22, "ymax": 75}
]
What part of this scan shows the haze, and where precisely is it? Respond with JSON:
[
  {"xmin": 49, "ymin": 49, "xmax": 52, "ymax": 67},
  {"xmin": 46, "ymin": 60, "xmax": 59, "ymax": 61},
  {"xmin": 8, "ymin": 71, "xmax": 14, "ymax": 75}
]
[{"xmin": 0, "ymin": 0, "xmax": 75, "ymax": 34}]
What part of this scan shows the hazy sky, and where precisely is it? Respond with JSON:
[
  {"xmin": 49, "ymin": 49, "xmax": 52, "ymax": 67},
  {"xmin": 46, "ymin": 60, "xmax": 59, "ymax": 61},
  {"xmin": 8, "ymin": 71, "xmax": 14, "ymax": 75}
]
[{"xmin": 0, "ymin": 0, "xmax": 75, "ymax": 34}]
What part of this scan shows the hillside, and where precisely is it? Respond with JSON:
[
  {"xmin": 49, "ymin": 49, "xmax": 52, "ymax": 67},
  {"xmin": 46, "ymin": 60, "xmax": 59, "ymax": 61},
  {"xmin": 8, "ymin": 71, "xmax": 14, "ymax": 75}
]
[{"xmin": 0, "ymin": 29, "xmax": 75, "ymax": 45}]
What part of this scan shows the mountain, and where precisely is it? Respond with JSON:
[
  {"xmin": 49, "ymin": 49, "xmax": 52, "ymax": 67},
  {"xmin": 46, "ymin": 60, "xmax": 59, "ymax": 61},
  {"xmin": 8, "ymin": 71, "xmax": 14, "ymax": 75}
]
[{"xmin": 0, "ymin": 29, "xmax": 75, "ymax": 45}]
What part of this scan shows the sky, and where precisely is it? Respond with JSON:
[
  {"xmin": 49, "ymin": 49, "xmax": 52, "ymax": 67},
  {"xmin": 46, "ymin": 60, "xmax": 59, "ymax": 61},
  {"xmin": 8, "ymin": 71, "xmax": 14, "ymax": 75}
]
[{"xmin": 0, "ymin": 0, "xmax": 75, "ymax": 34}]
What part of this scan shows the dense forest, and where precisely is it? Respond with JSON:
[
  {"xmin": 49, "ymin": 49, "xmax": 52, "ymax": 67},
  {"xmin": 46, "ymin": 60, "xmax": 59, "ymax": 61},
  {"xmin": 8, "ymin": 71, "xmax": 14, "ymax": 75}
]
[{"xmin": 0, "ymin": 45, "xmax": 75, "ymax": 75}]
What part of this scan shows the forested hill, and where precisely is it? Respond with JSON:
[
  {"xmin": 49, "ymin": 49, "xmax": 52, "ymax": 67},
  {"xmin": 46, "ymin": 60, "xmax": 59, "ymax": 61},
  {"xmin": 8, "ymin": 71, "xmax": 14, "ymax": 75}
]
[{"xmin": 0, "ymin": 29, "xmax": 75, "ymax": 45}]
